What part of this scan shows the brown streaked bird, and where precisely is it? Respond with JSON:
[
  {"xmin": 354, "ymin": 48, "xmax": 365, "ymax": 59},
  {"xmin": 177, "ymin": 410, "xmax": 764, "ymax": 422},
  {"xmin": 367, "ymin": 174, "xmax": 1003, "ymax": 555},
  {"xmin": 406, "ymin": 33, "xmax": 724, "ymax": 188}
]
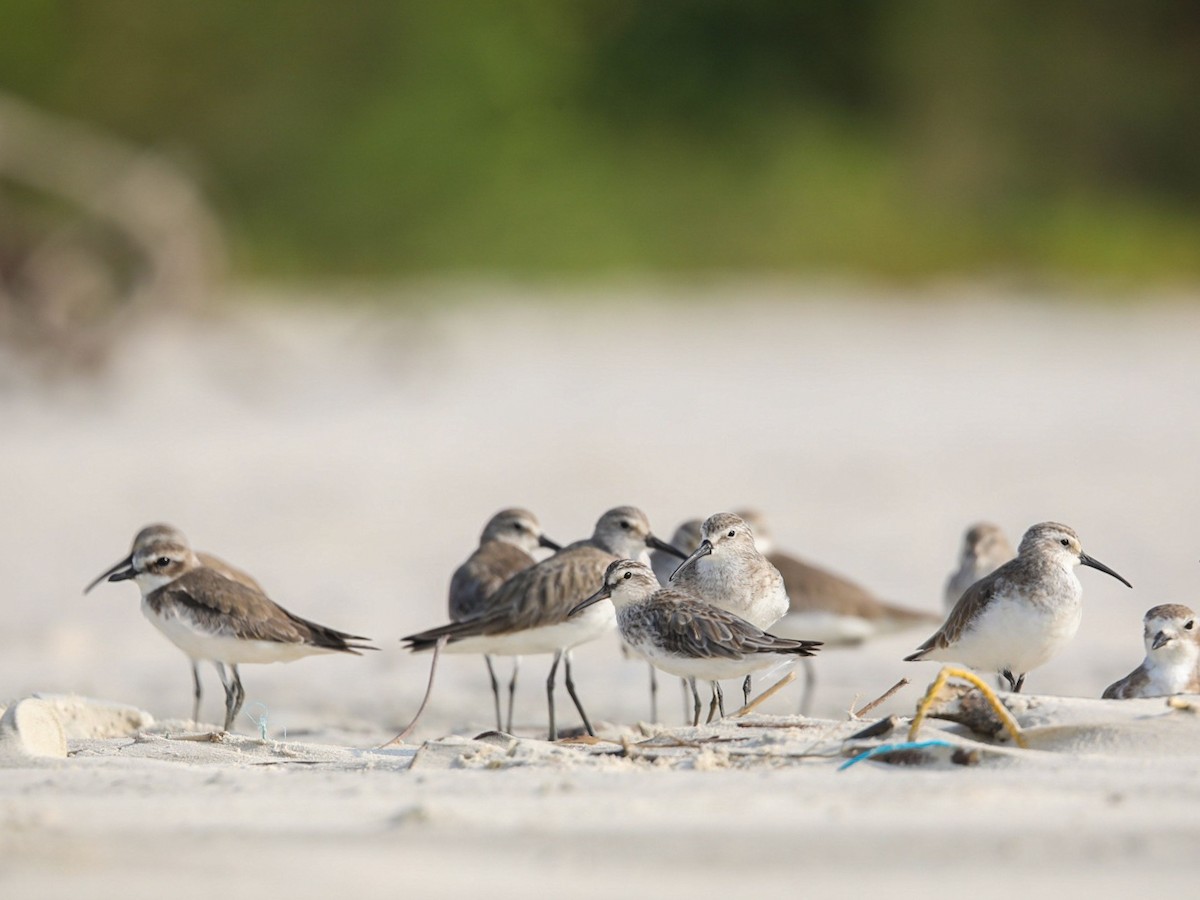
[
  {"xmin": 735, "ymin": 509, "xmax": 940, "ymax": 714},
  {"xmin": 670, "ymin": 512, "xmax": 790, "ymax": 707},
  {"xmin": 85, "ymin": 524, "xmax": 375, "ymax": 732},
  {"xmin": 944, "ymin": 521, "xmax": 1015, "ymax": 610},
  {"xmin": 906, "ymin": 522, "xmax": 1132, "ymax": 693},
  {"xmin": 570, "ymin": 560, "xmax": 821, "ymax": 726},
  {"xmin": 448, "ymin": 508, "xmax": 561, "ymax": 732},
  {"xmin": 404, "ymin": 506, "xmax": 684, "ymax": 740},
  {"xmin": 1103, "ymin": 604, "xmax": 1200, "ymax": 700}
]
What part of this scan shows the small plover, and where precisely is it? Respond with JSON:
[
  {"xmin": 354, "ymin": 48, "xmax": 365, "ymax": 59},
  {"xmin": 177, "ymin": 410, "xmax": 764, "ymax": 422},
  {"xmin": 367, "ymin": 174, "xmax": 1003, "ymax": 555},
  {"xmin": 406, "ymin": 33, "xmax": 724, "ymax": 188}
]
[
  {"xmin": 570, "ymin": 560, "xmax": 821, "ymax": 725},
  {"xmin": 85, "ymin": 523, "xmax": 266, "ymax": 723},
  {"xmin": 86, "ymin": 524, "xmax": 375, "ymax": 731},
  {"xmin": 1103, "ymin": 604, "xmax": 1200, "ymax": 699},
  {"xmin": 404, "ymin": 506, "xmax": 683, "ymax": 739},
  {"xmin": 670, "ymin": 512, "xmax": 789, "ymax": 705},
  {"xmin": 906, "ymin": 521, "xmax": 1131, "ymax": 692},
  {"xmin": 944, "ymin": 522, "xmax": 1015, "ymax": 609},
  {"xmin": 449, "ymin": 508, "xmax": 561, "ymax": 732}
]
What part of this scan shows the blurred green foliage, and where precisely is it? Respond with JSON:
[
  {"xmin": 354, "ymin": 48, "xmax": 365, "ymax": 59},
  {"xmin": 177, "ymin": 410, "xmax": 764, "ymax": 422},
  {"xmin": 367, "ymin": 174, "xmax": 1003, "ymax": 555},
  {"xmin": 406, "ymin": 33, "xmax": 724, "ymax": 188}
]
[{"xmin": 2, "ymin": 0, "xmax": 1199, "ymax": 280}]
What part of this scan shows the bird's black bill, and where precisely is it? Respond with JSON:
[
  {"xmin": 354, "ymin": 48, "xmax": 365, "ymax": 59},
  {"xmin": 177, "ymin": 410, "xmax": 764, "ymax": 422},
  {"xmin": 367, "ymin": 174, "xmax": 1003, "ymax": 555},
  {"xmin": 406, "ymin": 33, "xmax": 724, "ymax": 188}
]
[
  {"xmin": 1079, "ymin": 553, "xmax": 1132, "ymax": 588},
  {"xmin": 83, "ymin": 555, "xmax": 134, "ymax": 593},
  {"xmin": 646, "ymin": 534, "xmax": 687, "ymax": 560},
  {"xmin": 568, "ymin": 585, "xmax": 611, "ymax": 618},
  {"xmin": 1152, "ymin": 631, "xmax": 1170, "ymax": 650},
  {"xmin": 538, "ymin": 534, "xmax": 562, "ymax": 552},
  {"xmin": 669, "ymin": 540, "xmax": 712, "ymax": 582}
]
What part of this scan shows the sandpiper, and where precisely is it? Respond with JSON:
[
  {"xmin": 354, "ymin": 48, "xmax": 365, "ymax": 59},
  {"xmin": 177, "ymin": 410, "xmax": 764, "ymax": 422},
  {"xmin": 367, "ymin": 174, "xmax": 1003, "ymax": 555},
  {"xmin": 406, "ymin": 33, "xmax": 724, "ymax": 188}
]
[
  {"xmin": 735, "ymin": 509, "xmax": 939, "ymax": 714},
  {"xmin": 571, "ymin": 560, "xmax": 821, "ymax": 725},
  {"xmin": 944, "ymin": 522, "xmax": 1015, "ymax": 609},
  {"xmin": 651, "ymin": 519, "xmax": 702, "ymax": 585},
  {"xmin": 670, "ymin": 512, "xmax": 789, "ymax": 706},
  {"xmin": 403, "ymin": 506, "xmax": 683, "ymax": 739},
  {"xmin": 86, "ymin": 524, "xmax": 376, "ymax": 731},
  {"xmin": 1102, "ymin": 604, "xmax": 1200, "ymax": 699},
  {"xmin": 449, "ymin": 508, "xmax": 561, "ymax": 732},
  {"xmin": 905, "ymin": 521, "xmax": 1132, "ymax": 692}
]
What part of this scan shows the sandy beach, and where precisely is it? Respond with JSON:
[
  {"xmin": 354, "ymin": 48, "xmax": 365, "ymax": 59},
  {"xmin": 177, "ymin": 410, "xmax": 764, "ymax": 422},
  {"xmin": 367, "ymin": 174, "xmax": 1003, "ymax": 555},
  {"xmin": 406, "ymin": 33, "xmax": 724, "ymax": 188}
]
[{"xmin": 3, "ymin": 283, "xmax": 1200, "ymax": 897}]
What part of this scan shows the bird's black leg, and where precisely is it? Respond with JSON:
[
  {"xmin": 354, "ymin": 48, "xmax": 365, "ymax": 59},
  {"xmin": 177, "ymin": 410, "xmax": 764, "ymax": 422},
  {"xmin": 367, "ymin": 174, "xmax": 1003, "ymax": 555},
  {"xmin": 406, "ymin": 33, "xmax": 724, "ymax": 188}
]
[
  {"xmin": 688, "ymin": 677, "xmax": 702, "ymax": 727},
  {"xmin": 1001, "ymin": 669, "xmax": 1018, "ymax": 692},
  {"xmin": 228, "ymin": 664, "xmax": 246, "ymax": 731},
  {"xmin": 706, "ymin": 683, "xmax": 720, "ymax": 724},
  {"xmin": 742, "ymin": 674, "xmax": 752, "ymax": 707},
  {"xmin": 505, "ymin": 656, "xmax": 520, "ymax": 734},
  {"xmin": 1013, "ymin": 672, "xmax": 1025, "ymax": 693},
  {"xmin": 484, "ymin": 655, "xmax": 502, "ymax": 732},
  {"xmin": 214, "ymin": 662, "xmax": 234, "ymax": 733},
  {"xmin": 563, "ymin": 651, "xmax": 595, "ymax": 737},
  {"xmin": 799, "ymin": 658, "xmax": 816, "ymax": 717},
  {"xmin": 191, "ymin": 662, "xmax": 203, "ymax": 725},
  {"xmin": 715, "ymin": 681, "xmax": 726, "ymax": 719},
  {"xmin": 546, "ymin": 650, "xmax": 562, "ymax": 741},
  {"xmin": 648, "ymin": 664, "xmax": 659, "ymax": 723}
]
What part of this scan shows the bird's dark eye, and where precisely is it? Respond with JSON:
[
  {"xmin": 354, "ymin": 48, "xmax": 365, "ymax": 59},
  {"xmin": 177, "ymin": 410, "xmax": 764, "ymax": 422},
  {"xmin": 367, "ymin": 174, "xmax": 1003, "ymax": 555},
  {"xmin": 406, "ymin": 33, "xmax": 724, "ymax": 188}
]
[
  {"xmin": 623, "ymin": 571, "xmax": 632, "ymax": 580},
  {"xmin": 1059, "ymin": 539, "xmax": 1070, "ymax": 547},
  {"xmin": 156, "ymin": 557, "xmax": 171, "ymax": 568},
  {"xmin": 1187, "ymin": 621, "xmax": 1195, "ymax": 631},
  {"xmin": 727, "ymin": 530, "xmax": 736, "ymax": 538},
  {"xmin": 619, "ymin": 521, "xmax": 630, "ymax": 530}
]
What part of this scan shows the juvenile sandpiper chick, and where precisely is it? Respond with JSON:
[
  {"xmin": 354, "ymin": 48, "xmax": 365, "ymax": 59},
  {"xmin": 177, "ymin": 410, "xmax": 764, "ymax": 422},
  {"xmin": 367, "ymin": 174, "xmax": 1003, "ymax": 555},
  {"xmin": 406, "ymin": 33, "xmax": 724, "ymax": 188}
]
[
  {"xmin": 86, "ymin": 525, "xmax": 375, "ymax": 732},
  {"xmin": 944, "ymin": 522, "xmax": 1015, "ymax": 610},
  {"xmin": 1102, "ymin": 605, "xmax": 1200, "ymax": 699},
  {"xmin": 449, "ymin": 508, "xmax": 561, "ymax": 732},
  {"xmin": 404, "ymin": 506, "xmax": 684, "ymax": 740},
  {"xmin": 735, "ymin": 509, "xmax": 939, "ymax": 714},
  {"xmin": 905, "ymin": 522, "xmax": 1132, "ymax": 692},
  {"xmin": 670, "ymin": 512, "xmax": 789, "ymax": 706},
  {"xmin": 570, "ymin": 560, "xmax": 821, "ymax": 725}
]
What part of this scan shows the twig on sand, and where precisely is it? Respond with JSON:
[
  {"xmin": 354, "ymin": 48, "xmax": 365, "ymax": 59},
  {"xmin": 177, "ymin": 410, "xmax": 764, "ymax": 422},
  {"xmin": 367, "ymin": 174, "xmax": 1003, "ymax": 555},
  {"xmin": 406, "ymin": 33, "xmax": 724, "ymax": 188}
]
[
  {"xmin": 380, "ymin": 636, "xmax": 447, "ymax": 748},
  {"xmin": 850, "ymin": 677, "xmax": 910, "ymax": 719},
  {"xmin": 732, "ymin": 671, "xmax": 796, "ymax": 718}
]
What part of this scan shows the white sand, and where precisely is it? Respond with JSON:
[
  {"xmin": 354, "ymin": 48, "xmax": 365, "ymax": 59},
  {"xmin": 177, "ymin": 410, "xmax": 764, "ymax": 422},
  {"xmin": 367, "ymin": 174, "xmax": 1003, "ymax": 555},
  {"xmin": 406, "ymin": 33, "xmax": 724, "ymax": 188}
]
[{"xmin": 3, "ymin": 282, "xmax": 1200, "ymax": 897}]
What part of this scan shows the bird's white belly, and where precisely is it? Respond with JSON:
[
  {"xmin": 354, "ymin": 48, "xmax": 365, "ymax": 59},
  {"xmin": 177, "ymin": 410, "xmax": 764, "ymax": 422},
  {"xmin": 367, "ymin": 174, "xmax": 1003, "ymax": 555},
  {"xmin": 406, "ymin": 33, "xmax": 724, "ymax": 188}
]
[
  {"xmin": 1141, "ymin": 661, "xmax": 1195, "ymax": 697},
  {"xmin": 942, "ymin": 594, "xmax": 1081, "ymax": 674},
  {"xmin": 440, "ymin": 601, "xmax": 616, "ymax": 656},
  {"xmin": 143, "ymin": 603, "xmax": 326, "ymax": 665}
]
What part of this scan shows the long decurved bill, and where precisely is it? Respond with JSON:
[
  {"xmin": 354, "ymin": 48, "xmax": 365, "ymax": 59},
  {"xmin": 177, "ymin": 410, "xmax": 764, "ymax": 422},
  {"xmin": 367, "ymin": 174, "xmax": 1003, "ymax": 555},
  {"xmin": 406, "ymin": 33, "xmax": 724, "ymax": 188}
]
[
  {"xmin": 646, "ymin": 534, "xmax": 687, "ymax": 560},
  {"xmin": 568, "ymin": 584, "xmax": 612, "ymax": 618},
  {"xmin": 538, "ymin": 534, "xmax": 563, "ymax": 551},
  {"xmin": 669, "ymin": 539, "xmax": 712, "ymax": 582},
  {"xmin": 83, "ymin": 555, "xmax": 135, "ymax": 594},
  {"xmin": 1079, "ymin": 552, "xmax": 1132, "ymax": 588}
]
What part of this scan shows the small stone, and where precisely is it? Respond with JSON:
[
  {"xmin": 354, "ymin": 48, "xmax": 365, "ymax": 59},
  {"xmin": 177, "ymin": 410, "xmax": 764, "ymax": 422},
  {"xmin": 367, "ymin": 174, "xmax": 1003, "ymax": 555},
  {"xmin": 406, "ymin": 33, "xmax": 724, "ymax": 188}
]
[{"xmin": 0, "ymin": 698, "xmax": 68, "ymax": 761}]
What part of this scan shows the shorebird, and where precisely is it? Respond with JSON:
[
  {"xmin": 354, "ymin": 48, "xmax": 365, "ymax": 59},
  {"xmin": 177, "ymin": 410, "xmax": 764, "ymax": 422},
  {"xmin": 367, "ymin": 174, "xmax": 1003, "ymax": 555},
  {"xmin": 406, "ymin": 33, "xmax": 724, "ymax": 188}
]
[
  {"xmin": 670, "ymin": 512, "xmax": 789, "ymax": 707},
  {"xmin": 449, "ymin": 508, "xmax": 561, "ymax": 732},
  {"xmin": 651, "ymin": 519, "xmax": 702, "ymax": 585},
  {"xmin": 403, "ymin": 506, "xmax": 683, "ymax": 740},
  {"xmin": 905, "ymin": 521, "xmax": 1131, "ymax": 692},
  {"xmin": 734, "ymin": 509, "xmax": 939, "ymax": 714},
  {"xmin": 570, "ymin": 560, "xmax": 821, "ymax": 725},
  {"xmin": 85, "ymin": 524, "xmax": 375, "ymax": 732},
  {"xmin": 1103, "ymin": 605, "xmax": 1200, "ymax": 699},
  {"xmin": 944, "ymin": 522, "xmax": 1015, "ymax": 610}
]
